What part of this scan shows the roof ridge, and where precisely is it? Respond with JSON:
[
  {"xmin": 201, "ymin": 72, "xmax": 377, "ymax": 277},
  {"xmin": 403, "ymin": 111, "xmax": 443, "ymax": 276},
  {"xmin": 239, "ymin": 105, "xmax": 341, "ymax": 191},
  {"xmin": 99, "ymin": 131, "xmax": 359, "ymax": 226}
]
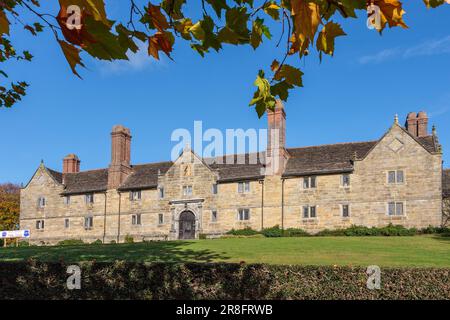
[
  {"xmin": 131, "ymin": 161, "xmax": 173, "ymax": 167},
  {"xmin": 45, "ymin": 167, "xmax": 62, "ymax": 174},
  {"xmin": 66, "ymin": 168, "xmax": 108, "ymax": 174},
  {"xmin": 287, "ymin": 140, "xmax": 377, "ymax": 151}
]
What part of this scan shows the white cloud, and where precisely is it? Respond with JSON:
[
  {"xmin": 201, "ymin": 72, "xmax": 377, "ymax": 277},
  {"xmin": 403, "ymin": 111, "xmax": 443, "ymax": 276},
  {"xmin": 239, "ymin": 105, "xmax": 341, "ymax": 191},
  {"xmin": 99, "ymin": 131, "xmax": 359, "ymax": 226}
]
[
  {"xmin": 359, "ymin": 35, "xmax": 450, "ymax": 64},
  {"xmin": 98, "ymin": 41, "xmax": 165, "ymax": 75}
]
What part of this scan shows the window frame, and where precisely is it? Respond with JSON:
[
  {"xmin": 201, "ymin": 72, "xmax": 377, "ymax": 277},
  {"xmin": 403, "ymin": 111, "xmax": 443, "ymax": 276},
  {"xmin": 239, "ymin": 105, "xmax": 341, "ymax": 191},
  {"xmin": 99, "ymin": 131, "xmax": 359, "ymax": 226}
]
[
  {"xmin": 183, "ymin": 185, "xmax": 193, "ymax": 196},
  {"xmin": 211, "ymin": 210, "xmax": 218, "ymax": 223},
  {"xmin": 132, "ymin": 213, "xmax": 142, "ymax": 226},
  {"xmin": 212, "ymin": 183, "xmax": 218, "ymax": 195},
  {"xmin": 158, "ymin": 187, "xmax": 165, "ymax": 199},
  {"xmin": 387, "ymin": 170, "xmax": 405, "ymax": 185},
  {"xmin": 84, "ymin": 216, "xmax": 94, "ymax": 230},
  {"xmin": 158, "ymin": 213, "xmax": 164, "ymax": 225},
  {"xmin": 64, "ymin": 218, "xmax": 70, "ymax": 229},
  {"xmin": 238, "ymin": 208, "xmax": 250, "ymax": 221},
  {"xmin": 303, "ymin": 177, "xmax": 317, "ymax": 189},
  {"xmin": 238, "ymin": 181, "xmax": 251, "ymax": 194},
  {"xmin": 130, "ymin": 190, "xmax": 142, "ymax": 201},
  {"xmin": 37, "ymin": 196, "xmax": 46, "ymax": 208},
  {"xmin": 63, "ymin": 196, "xmax": 70, "ymax": 206},
  {"xmin": 36, "ymin": 219, "xmax": 45, "ymax": 230},
  {"xmin": 341, "ymin": 174, "xmax": 351, "ymax": 187},
  {"xmin": 85, "ymin": 193, "xmax": 94, "ymax": 204},
  {"xmin": 342, "ymin": 204, "xmax": 350, "ymax": 218},
  {"xmin": 387, "ymin": 202, "xmax": 405, "ymax": 216},
  {"xmin": 302, "ymin": 205, "xmax": 317, "ymax": 219}
]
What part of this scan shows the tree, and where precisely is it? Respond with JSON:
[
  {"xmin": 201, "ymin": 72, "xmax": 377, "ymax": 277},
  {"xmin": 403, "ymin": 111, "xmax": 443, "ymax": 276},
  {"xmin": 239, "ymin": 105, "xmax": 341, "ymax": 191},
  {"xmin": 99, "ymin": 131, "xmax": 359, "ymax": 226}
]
[
  {"xmin": 0, "ymin": 1, "xmax": 447, "ymax": 115},
  {"xmin": 0, "ymin": 183, "xmax": 20, "ymax": 231}
]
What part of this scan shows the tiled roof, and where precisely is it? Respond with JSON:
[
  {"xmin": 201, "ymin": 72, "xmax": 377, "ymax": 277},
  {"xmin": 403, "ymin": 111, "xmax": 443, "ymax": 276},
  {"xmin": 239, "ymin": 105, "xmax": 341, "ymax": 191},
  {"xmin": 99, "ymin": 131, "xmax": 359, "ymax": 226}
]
[
  {"xmin": 46, "ymin": 167, "xmax": 63, "ymax": 184},
  {"xmin": 208, "ymin": 153, "xmax": 265, "ymax": 182},
  {"xmin": 118, "ymin": 162, "xmax": 173, "ymax": 191},
  {"xmin": 61, "ymin": 169, "xmax": 109, "ymax": 195},
  {"xmin": 283, "ymin": 141, "xmax": 376, "ymax": 177},
  {"xmin": 46, "ymin": 134, "xmax": 440, "ymax": 195},
  {"xmin": 444, "ymin": 169, "xmax": 450, "ymax": 198}
]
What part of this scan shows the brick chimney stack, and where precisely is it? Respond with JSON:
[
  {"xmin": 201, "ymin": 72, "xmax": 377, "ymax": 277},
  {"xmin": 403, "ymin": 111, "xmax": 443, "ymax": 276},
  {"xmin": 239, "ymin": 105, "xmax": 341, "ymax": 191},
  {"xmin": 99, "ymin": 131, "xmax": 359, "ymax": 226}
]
[
  {"xmin": 417, "ymin": 111, "xmax": 429, "ymax": 137},
  {"xmin": 405, "ymin": 112, "xmax": 418, "ymax": 136},
  {"xmin": 405, "ymin": 111, "xmax": 429, "ymax": 137},
  {"xmin": 108, "ymin": 125, "xmax": 132, "ymax": 189},
  {"xmin": 63, "ymin": 154, "xmax": 80, "ymax": 174},
  {"xmin": 266, "ymin": 100, "xmax": 289, "ymax": 175}
]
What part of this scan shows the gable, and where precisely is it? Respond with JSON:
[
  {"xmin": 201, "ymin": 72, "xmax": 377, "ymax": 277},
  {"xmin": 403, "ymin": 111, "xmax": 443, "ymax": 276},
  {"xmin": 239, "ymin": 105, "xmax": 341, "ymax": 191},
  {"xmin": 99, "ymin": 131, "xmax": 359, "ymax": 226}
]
[{"xmin": 23, "ymin": 164, "xmax": 62, "ymax": 190}]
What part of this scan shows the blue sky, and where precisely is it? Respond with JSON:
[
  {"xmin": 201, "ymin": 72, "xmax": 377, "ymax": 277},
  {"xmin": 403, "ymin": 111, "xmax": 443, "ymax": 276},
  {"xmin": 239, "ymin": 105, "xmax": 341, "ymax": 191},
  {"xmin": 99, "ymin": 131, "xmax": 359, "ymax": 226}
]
[{"xmin": 1, "ymin": 1, "xmax": 449, "ymax": 184}]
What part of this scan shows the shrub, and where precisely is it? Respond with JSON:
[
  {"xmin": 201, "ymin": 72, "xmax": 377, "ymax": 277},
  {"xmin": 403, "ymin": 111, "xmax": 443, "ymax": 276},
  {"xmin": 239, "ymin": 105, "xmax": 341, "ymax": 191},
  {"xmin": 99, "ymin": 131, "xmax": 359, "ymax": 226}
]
[
  {"xmin": 91, "ymin": 239, "xmax": 103, "ymax": 245},
  {"xmin": 1, "ymin": 262, "xmax": 450, "ymax": 300},
  {"xmin": 261, "ymin": 225, "xmax": 283, "ymax": 237},
  {"xmin": 57, "ymin": 239, "xmax": 85, "ymax": 246},
  {"xmin": 124, "ymin": 235, "xmax": 134, "ymax": 244},
  {"xmin": 199, "ymin": 234, "xmax": 207, "ymax": 240},
  {"xmin": 226, "ymin": 227, "xmax": 260, "ymax": 236},
  {"xmin": 283, "ymin": 228, "xmax": 310, "ymax": 237}
]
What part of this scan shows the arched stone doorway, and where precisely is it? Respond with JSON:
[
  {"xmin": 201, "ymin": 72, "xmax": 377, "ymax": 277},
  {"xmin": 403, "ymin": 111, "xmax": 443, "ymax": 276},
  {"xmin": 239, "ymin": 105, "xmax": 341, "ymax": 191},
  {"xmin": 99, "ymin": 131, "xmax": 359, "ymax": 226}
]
[{"xmin": 179, "ymin": 211, "xmax": 196, "ymax": 240}]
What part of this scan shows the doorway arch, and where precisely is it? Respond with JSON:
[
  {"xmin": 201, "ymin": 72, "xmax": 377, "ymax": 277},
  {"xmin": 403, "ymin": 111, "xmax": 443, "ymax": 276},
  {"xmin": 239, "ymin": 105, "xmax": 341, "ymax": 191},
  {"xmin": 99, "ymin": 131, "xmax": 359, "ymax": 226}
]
[{"xmin": 178, "ymin": 211, "xmax": 196, "ymax": 240}]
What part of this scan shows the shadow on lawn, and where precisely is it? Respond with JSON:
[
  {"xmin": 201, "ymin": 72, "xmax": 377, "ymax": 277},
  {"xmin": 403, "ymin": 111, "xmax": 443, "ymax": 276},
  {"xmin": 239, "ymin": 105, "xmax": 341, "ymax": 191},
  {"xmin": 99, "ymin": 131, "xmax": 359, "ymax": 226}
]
[{"xmin": 1, "ymin": 241, "xmax": 230, "ymax": 263}]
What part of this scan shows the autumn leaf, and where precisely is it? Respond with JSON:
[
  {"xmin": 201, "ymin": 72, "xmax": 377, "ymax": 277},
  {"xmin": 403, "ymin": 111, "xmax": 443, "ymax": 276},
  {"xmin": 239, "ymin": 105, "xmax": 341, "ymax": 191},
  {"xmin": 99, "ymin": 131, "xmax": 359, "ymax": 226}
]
[
  {"xmin": 249, "ymin": 70, "xmax": 276, "ymax": 118},
  {"xmin": 58, "ymin": 40, "xmax": 85, "ymax": 78},
  {"xmin": 423, "ymin": 0, "xmax": 446, "ymax": 8},
  {"xmin": 290, "ymin": 0, "xmax": 321, "ymax": 57},
  {"xmin": 316, "ymin": 21, "xmax": 346, "ymax": 59},
  {"xmin": 372, "ymin": 0, "xmax": 408, "ymax": 33},
  {"xmin": 148, "ymin": 31, "xmax": 175, "ymax": 60},
  {"xmin": 148, "ymin": 4, "xmax": 170, "ymax": 32},
  {"xmin": 0, "ymin": 10, "xmax": 10, "ymax": 36},
  {"xmin": 264, "ymin": 2, "xmax": 281, "ymax": 21},
  {"xmin": 250, "ymin": 18, "xmax": 271, "ymax": 49}
]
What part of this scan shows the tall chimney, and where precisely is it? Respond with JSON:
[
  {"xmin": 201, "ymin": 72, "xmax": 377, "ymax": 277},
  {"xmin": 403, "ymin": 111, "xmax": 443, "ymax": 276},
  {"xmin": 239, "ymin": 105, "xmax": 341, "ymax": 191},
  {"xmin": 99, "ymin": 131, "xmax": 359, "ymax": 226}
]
[
  {"xmin": 63, "ymin": 154, "xmax": 80, "ymax": 174},
  {"xmin": 108, "ymin": 125, "xmax": 132, "ymax": 189},
  {"xmin": 266, "ymin": 100, "xmax": 288, "ymax": 175},
  {"xmin": 405, "ymin": 112, "xmax": 418, "ymax": 137},
  {"xmin": 417, "ymin": 111, "xmax": 429, "ymax": 137}
]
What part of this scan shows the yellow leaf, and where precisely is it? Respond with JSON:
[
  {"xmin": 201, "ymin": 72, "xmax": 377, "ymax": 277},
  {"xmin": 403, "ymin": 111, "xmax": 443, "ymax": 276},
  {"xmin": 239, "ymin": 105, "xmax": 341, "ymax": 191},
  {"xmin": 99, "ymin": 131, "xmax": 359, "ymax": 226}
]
[
  {"xmin": 316, "ymin": 21, "xmax": 346, "ymax": 57},
  {"xmin": 58, "ymin": 40, "xmax": 85, "ymax": 78}
]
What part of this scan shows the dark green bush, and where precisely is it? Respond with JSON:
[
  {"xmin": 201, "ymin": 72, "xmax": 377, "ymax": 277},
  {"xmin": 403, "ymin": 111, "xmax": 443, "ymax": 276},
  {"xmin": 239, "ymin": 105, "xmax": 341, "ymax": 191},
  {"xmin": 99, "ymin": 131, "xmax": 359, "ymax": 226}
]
[
  {"xmin": 1, "ymin": 261, "xmax": 449, "ymax": 300},
  {"xmin": 226, "ymin": 227, "xmax": 260, "ymax": 236},
  {"xmin": 261, "ymin": 225, "xmax": 283, "ymax": 237},
  {"xmin": 57, "ymin": 239, "xmax": 85, "ymax": 246},
  {"xmin": 91, "ymin": 239, "xmax": 103, "ymax": 245},
  {"xmin": 199, "ymin": 234, "xmax": 207, "ymax": 240},
  {"xmin": 283, "ymin": 228, "xmax": 310, "ymax": 237}
]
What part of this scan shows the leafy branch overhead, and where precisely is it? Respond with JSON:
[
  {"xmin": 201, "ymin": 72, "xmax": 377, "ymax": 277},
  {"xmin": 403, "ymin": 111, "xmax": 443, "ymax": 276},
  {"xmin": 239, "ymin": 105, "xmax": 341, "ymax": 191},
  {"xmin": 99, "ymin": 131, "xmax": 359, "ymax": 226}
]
[{"xmin": 0, "ymin": 1, "xmax": 446, "ymax": 113}]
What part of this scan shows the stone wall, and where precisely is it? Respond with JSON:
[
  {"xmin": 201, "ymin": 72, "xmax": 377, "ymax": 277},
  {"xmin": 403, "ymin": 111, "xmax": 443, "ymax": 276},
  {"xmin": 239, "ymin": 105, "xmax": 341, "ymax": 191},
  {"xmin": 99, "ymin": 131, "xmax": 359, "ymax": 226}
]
[{"xmin": 20, "ymin": 125, "xmax": 443, "ymax": 244}]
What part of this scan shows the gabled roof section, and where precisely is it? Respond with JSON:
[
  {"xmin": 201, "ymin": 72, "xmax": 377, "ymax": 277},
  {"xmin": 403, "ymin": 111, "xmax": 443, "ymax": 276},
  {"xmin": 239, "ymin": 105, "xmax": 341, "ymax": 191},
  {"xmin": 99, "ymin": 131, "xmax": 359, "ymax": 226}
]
[
  {"xmin": 46, "ymin": 167, "xmax": 63, "ymax": 184},
  {"xmin": 443, "ymin": 169, "xmax": 450, "ymax": 199},
  {"xmin": 283, "ymin": 141, "xmax": 376, "ymax": 177},
  {"xmin": 208, "ymin": 153, "xmax": 265, "ymax": 182},
  {"xmin": 61, "ymin": 169, "xmax": 109, "ymax": 195},
  {"xmin": 118, "ymin": 161, "xmax": 173, "ymax": 191}
]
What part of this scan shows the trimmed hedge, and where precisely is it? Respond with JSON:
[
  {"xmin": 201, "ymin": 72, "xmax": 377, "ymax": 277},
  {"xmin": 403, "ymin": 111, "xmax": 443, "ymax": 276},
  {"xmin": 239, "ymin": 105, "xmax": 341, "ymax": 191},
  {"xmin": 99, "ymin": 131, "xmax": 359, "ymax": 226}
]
[
  {"xmin": 0, "ymin": 261, "xmax": 449, "ymax": 300},
  {"xmin": 228, "ymin": 224, "xmax": 450, "ymax": 238}
]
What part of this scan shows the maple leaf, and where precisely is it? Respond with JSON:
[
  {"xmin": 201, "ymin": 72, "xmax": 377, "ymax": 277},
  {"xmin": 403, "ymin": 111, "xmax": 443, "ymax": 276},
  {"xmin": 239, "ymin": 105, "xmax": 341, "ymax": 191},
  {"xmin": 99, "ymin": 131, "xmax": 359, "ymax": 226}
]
[
  {"xmin": 316, "ymin": 21, "xmax": 346, "ymax": 59},
  {"xmin": 0, "ymin": 10, "xmax": 10, "ymax": 36},
  {"xmin": 249, "ymin": 70, "xmax": 276, "ymax": 118},
  {"xmin": 372, "ymin": 0, "xmax": 408, "ymax": 33},
  {"xmin": 148, "ymin": 4, "xmax": 170, "ymax": 32},
  {"xmin": 289, "ymin": 0, "xmax": 321, "ymax": 57},
  {"xmin": 58, "ymin": 40, "xmax": 85, "ymax": 78},
  {"xmin": 148, "ymin": 32, "xmax": 175, "ymax": 60}
]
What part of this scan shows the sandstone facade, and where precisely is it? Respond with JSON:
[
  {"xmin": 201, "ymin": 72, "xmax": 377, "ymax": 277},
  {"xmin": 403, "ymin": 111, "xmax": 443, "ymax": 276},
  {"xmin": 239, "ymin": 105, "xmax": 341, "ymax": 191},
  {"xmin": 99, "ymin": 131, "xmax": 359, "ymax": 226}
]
[{"xmin": 20, "ymin": 107, "xmax": 446, "ymax": 244}]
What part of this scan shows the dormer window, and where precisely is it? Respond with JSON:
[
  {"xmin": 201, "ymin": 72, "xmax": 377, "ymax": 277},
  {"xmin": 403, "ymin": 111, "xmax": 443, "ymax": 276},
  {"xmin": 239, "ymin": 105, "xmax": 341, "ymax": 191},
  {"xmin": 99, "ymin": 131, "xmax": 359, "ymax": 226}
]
[
  {"xmin": 130, "ymin": 190, "xmax": 141, "ymax": 201},
  {"xmin": 85, "ymin": 193, "xmax": 94, "ymax": 204},
  {"xmin": 37, "ymin": 197, "xmax": 46, "ymax": 208}
]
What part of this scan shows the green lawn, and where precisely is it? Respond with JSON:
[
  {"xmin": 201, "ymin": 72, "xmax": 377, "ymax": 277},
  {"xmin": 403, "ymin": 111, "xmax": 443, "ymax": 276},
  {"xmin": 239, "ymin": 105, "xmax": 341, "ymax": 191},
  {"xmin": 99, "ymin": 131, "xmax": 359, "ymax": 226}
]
[{"xmin": 2, "ymin": 235, "xmax": 450, "ymax": 267}]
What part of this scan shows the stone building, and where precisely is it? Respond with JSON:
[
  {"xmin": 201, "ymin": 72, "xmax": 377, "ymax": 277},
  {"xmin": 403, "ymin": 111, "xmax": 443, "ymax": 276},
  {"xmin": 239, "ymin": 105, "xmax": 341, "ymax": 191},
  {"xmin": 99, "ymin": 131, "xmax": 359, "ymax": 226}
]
[{"xmin": 20, "ymin": 105, "xmax": 448, "ymax": 244}]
